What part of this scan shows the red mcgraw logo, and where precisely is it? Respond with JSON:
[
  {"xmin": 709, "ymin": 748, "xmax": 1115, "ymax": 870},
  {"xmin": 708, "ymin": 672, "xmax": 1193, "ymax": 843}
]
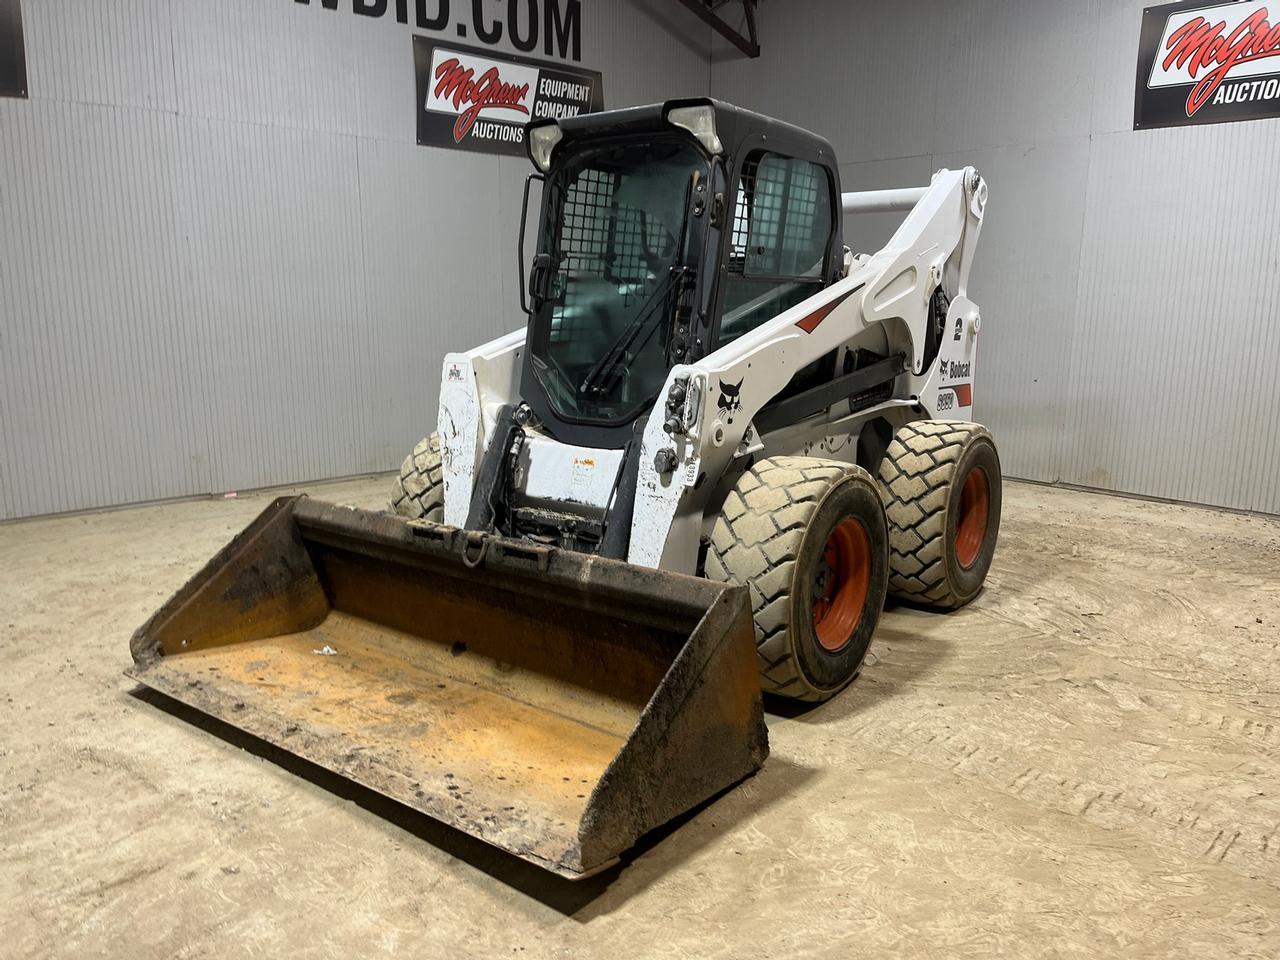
[
  {"xmin": 1162, "ymin": 5, "xmax": 1280, "ymax": 116},
  {"xmin": 433, "ymin": 57, "xmax": 531, "ymax": 142}
]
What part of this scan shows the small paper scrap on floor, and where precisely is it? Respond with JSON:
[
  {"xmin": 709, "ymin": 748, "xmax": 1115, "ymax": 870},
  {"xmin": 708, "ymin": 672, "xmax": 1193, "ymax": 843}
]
[{"xmin": 312, "ymin": 645, "xmax": 338, "ymax": 656}]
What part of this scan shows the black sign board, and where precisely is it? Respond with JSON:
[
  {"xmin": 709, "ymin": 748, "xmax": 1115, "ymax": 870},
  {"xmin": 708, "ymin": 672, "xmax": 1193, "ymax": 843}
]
[
  {"xmin": 413, "ymin": 38, "xmax": 602, "ymax": 156},
  {"xmin": 1135, "ymin": 1, "xmax": 1280, "ymax": 129},
  {"xmin": 0, "ymin": 0, "xmax": 27, "ymax": 99}
]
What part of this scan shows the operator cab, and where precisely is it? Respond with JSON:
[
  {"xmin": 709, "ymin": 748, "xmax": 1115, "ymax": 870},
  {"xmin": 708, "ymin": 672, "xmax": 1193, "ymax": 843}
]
[{"xmin": 520, "ymin": 99, "xmax": 844, "ymax": 450}]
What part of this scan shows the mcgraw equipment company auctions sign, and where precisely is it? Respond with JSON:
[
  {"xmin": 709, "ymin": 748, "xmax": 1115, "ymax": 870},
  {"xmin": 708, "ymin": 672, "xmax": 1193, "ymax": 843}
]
[
  {"xmin": 413, "ymin": 38, "xmax": 603, "ymax": 156},
  {"xmin": 0, "ymin": 0, "xmax": 27, "ymax": 98},
  {"xmin": 1135, "ymin": 1, "xmax": 1280, "ymax": 129}
]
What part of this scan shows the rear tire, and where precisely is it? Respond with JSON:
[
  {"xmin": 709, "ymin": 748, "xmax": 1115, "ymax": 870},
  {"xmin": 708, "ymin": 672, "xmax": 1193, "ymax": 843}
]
[
  {"xmin": 877, "ymin": 420, "xmax": 1001, "ymax": 609},
  {"xmin": 391, "ymin": 433, "xmax": 444, "ymax": 521},
  {"xmin": 706, "ymin": 457, "xmax": 890, "ymax": 703}
]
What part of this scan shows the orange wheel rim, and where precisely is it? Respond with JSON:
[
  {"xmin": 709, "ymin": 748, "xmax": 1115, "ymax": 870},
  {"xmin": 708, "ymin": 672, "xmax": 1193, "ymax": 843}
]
[
  {"xmin": 955, "ymin": 466, "xmax": 990, "ymax": 570},
  {"xmin": 812, "ymin": 518, "xmax": 872, "ymax": 653}
]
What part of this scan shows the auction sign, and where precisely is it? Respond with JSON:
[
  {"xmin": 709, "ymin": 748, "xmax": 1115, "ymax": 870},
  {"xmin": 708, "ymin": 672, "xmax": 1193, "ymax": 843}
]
[
  {"xmin": 413, "ymin": 38, "xmax": 603, "ymax": 155},
  {"xmin": 0, "ymin": 0, "xmax": 27, "ymax": 98},
  {"xmin": 1135, "ymin": 1, "xmax": 1280, "ymax": 129}
]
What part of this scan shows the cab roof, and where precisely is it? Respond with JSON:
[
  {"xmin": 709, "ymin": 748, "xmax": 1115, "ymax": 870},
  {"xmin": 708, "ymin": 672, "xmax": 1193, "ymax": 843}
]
[{"xmin": 529, "ymin": 97, "xmax": 838, "ymax": 170}]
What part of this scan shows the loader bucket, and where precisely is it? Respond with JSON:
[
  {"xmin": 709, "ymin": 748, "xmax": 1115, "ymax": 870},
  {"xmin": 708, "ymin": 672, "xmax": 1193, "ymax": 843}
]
[{"xmin": 126, "ymin": 497, "xmax": 767, "ymax": 879}]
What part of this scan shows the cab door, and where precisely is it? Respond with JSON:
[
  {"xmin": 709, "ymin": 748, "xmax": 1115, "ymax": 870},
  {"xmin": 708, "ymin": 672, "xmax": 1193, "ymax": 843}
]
[{"xmin": 712, "ymin": 150, "xmax": 839, "ymax": 349}]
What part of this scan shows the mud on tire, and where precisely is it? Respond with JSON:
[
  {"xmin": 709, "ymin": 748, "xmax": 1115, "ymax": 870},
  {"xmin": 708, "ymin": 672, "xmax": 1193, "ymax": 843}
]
[
  {"xmin": 877, "ymin": 420, "xmax": 1001, "ymax": 609},
  {"xmin": 705, "ymin": 457, "xmax": 890, "ymax": 703},
  {"xmin": 391, "ymin": 433, "xmax": 444, "ymax": 521}
]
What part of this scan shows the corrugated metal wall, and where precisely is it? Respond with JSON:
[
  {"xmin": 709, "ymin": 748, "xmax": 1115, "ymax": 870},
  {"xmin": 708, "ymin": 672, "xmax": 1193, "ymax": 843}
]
[
  {"xmin": 8, "ymin": 0, "xmax": 1275, "ymax": 518},
  {"xmin": 0, "ymin": 0, "xmax": 711, "ymax": 519},
  {"xmin": 713, "ymin": 0, "xmax": 1280, "ymax": 515}
]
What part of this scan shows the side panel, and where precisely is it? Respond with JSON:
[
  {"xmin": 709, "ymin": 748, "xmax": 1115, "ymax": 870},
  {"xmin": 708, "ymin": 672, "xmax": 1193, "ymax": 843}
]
[
  {"xmin": 919, "ymin": 295, "xmax": 981, "ymax": 421},
  {"xmin": 438, "ymin": 328, "xmax": 525, "ymax": 527},
  {"xmin": 629, "ymin": 374, "xmax": 708, "ymax": 572},
  {"xmin": 438, "ymin": 355, "xmax": 481, "ymax": 528}
]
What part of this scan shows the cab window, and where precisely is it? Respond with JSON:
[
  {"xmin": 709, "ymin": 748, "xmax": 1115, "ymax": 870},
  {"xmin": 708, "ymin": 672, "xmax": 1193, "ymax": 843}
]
[{"xmin": 720, "ymin": 152, "xmax": 834, "ymax": 345}]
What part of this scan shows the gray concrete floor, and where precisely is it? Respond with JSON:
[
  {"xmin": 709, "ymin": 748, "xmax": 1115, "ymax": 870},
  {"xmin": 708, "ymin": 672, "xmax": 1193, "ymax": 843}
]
[{"xmin": 2, "ymin": 478, "xmax": 1279, "ymax": 958}]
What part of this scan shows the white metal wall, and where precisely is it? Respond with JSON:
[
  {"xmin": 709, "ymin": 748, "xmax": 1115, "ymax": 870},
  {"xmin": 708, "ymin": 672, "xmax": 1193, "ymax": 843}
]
[
  {"xmin": 0, "ymin": 0, "xmax": 711, "ymax": 519},
  {"xmin": 713, "ymin": 0, "xmax": 1280, "ymax": 515}
]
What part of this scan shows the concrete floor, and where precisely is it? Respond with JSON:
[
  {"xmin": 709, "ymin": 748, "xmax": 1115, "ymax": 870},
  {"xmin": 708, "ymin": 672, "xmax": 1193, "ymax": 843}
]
[{"xmin": 2, "ymin": 478, "xmax": 1279, "ymax": 958}]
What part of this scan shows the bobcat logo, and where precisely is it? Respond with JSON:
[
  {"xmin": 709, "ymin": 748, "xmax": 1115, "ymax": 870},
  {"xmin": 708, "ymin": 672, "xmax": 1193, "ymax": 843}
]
[{"xmin": 717, "ymin": 378, "xmax": 743, "ymax": 424}]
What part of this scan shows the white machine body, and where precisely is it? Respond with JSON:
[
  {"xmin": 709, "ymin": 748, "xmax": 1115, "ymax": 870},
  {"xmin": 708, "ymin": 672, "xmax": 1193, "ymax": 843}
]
[{"xmin": 438, "ymin": 167, "xmax": 987, "ymax": 574}]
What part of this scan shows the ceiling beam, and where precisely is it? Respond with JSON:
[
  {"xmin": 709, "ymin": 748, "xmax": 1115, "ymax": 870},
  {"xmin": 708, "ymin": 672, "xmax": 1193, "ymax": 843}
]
[{"xmin": 673, "ymin": 0, "xmax": 760, "ymax": 59}]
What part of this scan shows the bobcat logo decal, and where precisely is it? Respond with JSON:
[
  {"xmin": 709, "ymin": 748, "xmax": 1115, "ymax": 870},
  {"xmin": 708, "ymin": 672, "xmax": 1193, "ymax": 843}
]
[{"xmin": 717, "ymin": 378, "xmax": 743, "ymax": 424}]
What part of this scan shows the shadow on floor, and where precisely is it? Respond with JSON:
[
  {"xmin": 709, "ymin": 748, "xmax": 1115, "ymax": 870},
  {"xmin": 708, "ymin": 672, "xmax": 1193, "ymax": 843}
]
[
  {"xmin": 765, "ymin": 600, "xmax": 957, "ymax": 724},
  {"xmin": 129, "ymin": 685, "xmax": 817, "ymax": 919}
]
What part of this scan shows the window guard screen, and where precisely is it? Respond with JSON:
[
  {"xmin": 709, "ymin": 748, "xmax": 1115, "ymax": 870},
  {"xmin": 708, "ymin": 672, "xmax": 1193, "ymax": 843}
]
[
  {"xmin": 729, "ymin": 153, "xmax": 832, "ymax": 280},
  {"xmin": 553, "ymin": 168, "xmax": 652, "ymax": 333}
]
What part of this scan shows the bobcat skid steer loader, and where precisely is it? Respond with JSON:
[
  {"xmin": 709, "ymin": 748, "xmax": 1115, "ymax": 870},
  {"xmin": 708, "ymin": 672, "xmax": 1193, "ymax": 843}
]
[{"xmin": 129, "ymin": 99, "xmax": 1000, "ymax": 880}]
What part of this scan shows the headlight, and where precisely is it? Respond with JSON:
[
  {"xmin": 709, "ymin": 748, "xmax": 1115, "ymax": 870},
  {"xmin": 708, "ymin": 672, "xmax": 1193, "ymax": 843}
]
[
  {"xmin": 528, "ymin": 123, "xmax": 563, "ymax": 172},
  {"xmin": 666, "ymin": 104, "xmax": 723, "ymax": 155}
]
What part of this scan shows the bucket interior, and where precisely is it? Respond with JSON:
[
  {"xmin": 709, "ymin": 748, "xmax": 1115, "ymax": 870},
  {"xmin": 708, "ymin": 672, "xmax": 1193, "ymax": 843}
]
[{"xmin": 129, "ymin": 504, "xmax": 711, "ymax": 873}]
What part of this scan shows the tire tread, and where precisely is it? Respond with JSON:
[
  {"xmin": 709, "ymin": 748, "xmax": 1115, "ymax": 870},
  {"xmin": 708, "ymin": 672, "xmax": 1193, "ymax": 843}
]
[
  {"xmin": 707, "ymin": 456, "xmax": 855, "ymax": 702},
  {"xmin": 877, "ymin": 420, "xmax": 992, "ymax": 608},
  {"xmin": 391, "ymin": 433, "xmax": 444, "ymax": 521}
]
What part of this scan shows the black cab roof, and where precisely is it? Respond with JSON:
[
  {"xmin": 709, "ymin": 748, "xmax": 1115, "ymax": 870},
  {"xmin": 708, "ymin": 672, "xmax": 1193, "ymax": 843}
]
[{"xmin": 529, "ymin": 97, "xmax": 839, "ymax": 171}]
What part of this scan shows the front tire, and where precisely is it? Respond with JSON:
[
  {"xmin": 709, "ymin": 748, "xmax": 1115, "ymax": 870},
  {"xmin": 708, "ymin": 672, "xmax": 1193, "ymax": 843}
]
[
  {"xmin": 706, "ymin": 457, "xmax": 890, "ymax": 703},
  {"xmin": 877, "ymin": 420, "xmax": 1002, "ymax": 609},
  {"xmin": 391, "ymin": 433, "xmax": 444, "ymax": 521}
]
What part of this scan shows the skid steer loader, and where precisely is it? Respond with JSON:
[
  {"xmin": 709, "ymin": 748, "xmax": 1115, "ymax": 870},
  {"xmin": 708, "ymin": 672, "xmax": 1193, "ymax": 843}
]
[{"xmin": 129, "ymin": 99, "xmax": 1000, "ymax": 880}]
